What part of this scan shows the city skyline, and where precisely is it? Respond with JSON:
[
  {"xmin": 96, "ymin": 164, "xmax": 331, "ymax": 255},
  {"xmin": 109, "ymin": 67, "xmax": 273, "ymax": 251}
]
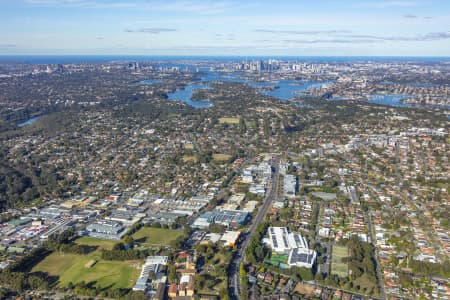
[{"xmin": 1, "ymin": 0, "xmax": 450, "ymax": 56}]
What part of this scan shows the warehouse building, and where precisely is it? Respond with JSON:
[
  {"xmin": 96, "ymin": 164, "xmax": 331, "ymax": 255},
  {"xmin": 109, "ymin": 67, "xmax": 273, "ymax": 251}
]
[
  {"xmin": 192, "ymin": 209, "xmax": 250, "ymax": 229},
  {"xmin": 85, "ymin": 220, "xmax": 126, "ymax": 240}
]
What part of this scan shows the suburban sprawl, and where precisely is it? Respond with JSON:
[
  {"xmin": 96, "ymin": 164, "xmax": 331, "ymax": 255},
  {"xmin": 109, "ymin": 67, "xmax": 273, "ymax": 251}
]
[{"xmin": 0, "ymin": 57, "xmax": 448, "ymax": 300}]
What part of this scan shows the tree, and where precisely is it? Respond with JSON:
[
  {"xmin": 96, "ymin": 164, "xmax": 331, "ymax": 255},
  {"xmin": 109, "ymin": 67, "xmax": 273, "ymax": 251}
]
[
  {"xmin": 113, "ymin": 242, "xmax": 125, "ymax": 251},
  {"xmin": 168, "ymin": 264, "xmax": 177, "ymax": 283},
  {"xmin": 239, "ymin": 263, "xmax": 247, "ymax": 278},
  {"xmin": 254, "ymin": 246, "xmax": 265, "ymax": 261},
  {"xmin": 240, "ymin": 263, "xmax": 249, "ymax": 300},
  {"xmin": 123, "ymin": 235, "xmax": 134, "ymax": 248},
  {"xmin": 195, "ymin": 275, "xmax": 206, "ymax": 290},
  {"xmin": 209, "ymin": 223, "xmax": 226, "ymax": 233},
  {"xmin": 219, "ymin": 287, "xmax": 229, "ymax": 300},
  {"xmin": 151, "ymin": 222, "xmax": 162, "ymax": 228},
  {"xmin": 239, "ymin": 118, "xmax": 247, "ymax": 134},
  {"xmin": 293, "ymin": 267, "xmax": 314, "ymax": 281},
  {"xmin": 27, "ymin": 274, "xmax": 49, "ymax": 290}
]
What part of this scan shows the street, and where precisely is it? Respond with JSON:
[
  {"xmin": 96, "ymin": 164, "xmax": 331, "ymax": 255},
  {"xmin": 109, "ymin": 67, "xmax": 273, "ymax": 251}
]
[{"xmin": 228, "ymin": 155, "xmax": 280, "ymax": 300}]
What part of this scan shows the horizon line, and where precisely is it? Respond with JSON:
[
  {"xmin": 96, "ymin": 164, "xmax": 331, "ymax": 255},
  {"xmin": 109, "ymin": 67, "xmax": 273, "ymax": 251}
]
[{"xmin": 1, "ymin": 54, "xmax": 450, "ymax": 58}]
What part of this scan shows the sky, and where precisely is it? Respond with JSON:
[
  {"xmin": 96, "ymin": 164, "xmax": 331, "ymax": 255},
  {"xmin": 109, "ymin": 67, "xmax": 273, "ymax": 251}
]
[{"xmin": 1, "ymin": 0, "xmax": 450, "ymax": 56}]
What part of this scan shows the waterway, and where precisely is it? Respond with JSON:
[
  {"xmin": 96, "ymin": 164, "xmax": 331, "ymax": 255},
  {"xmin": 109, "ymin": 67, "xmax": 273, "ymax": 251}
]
[
  {"xmin": 369, "ymin": 94, "xmax": 450, "ymax": 110},
  {"xmin": 260, "ymin": 80, "xmax": 331, "ymax": 100},
  {"xmin": 167, "ymin": 83, "xmax": 212, "ymax": 108},
  {"xmin": 17, "ymin": 116, "xmax": 42, "ymax": 127},
  {"xmin": 148, "ymin": 70, "xmax": 450, "ymax": 110},
  {"xmin": 369, "ymin": 94, "xmax": 411, "ymax": 107},
  {"xmin": 165, "ymin": 71, "xmax": 332, "ymax": 108}
]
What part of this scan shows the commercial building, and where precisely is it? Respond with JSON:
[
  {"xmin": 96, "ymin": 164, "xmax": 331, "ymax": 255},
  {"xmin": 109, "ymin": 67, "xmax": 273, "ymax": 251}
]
[
  {"xmin": 143, "ymin": 211, "xmax": 186, "ymax": 226},
  {"xmin": 242, "ymin": 162, "xmax": 272, "ymax": 183},
  {"xmin": 267, "ymin": 227, "xmax": 316, "ymax": 268},
  {"xmin": 220, "ymin": 231, "xmax": 241, "ymax": 247},
  {"xmin": 192, "ymin": 209, "xmax": 250, "ymax": 229},
  {"xmin": 150, "ymin": 196, "xmax": 210, "ymax": 216},
  {"xmin": 283, "ymin": 175, "xmax": 297, "ymax": 197},
  {"xmin": 268, "ymin": 227, "xmax": 291, "ymax": 253},
  {"xmin": 106, "ymin": 209, "xmax": 144, "ymax": 226},
  {"xmin": 40, "ymin": 219, "xmax": 75, "ymax": 240},
  {"xmin": 200, "ymin": 233, "xmax": 221, "ymax": 245},
  {"xmin": 85, "ymin": 220, "xmax": 126, "ymax": 240},
  {"xmin": 29, "ymin": 207, "xmax": 66, "ymax": 220},
  {"xmin": 287, "ymin": 247, "xmax": 317, "ymax": 268},
  {"xmin": 133, "ymin": 256, "xmax": 168, "ymax": 292},
  {"xmin": 228, "ymin": 194, "xmax": 245, "ymax": 205},
  {"xmin": 71, "ymin": 210, "xmax": 97, "ymax": 221},
  {"xmin": 242, "ymin": 200, "xmax": 258, "ymax": 212},
  {"xmin": 249, "ymin": 184, "xmax": 265, "ymax": 195},
  {"xmin": 255, "ymin": 162, "xmax": 272, "ymax": 179}
]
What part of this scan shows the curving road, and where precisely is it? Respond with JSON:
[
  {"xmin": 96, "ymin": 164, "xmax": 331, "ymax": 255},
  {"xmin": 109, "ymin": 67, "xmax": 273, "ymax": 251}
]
[{"xmin": 228, "ymin": 155, "xmax": 280, "ymax": 300}]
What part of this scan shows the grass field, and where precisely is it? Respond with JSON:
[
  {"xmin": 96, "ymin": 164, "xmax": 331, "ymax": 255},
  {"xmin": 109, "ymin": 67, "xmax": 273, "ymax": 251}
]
[
  {"xmin": 268, "ymin": 253, "xmax": 288, "ymax": 266},
  {"xmin": 352, "ymin": 273, "xmax": 378, "ymax": 294},
  {"xmin": 74, "ymin": 236, "xmax": 118, "ymax": 250},
  {"xmin": 131, "ymin": 227, "xmax": 184, "ymax": 247},
  {"xmin": 331, "ymin": 245, "xmax": 348, "ymax": 277},
  {"xmin": 32, "ymin": 252, "xmax": 140, "ymax": 289},
  {"xmin": 218, "ymin": 117, "xmax": 240, "ymax": 124},
  {"xmin": 212, "ymin": 154, "xmax": 232, "ymax": 161},
  {"xmin": 182, "ymin": 155, "xmax": 198, "ymax": 163},
  {"xmin": 245, "ymin": 120, "xmax": 256, "ymax": 127}
]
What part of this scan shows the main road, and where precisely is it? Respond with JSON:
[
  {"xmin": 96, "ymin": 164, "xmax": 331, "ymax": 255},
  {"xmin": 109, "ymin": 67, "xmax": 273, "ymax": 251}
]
[
  {"xmin": 366, "ymin": 206, "xmax": 387, "ymax": 300},
  {"xmin": 228, "ymin": 155, "xmax": 281, "ymax": 300}
]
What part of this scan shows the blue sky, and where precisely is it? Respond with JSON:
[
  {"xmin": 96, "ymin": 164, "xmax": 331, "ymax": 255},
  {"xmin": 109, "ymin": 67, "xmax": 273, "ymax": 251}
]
[{"xmin": 1, "ymin": 0, "xmax": 449, "ymax": 56}]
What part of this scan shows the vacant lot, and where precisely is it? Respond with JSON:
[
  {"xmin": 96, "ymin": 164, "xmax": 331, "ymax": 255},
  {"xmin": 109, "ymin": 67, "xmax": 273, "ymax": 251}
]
[
  {"xmin": 74, "ymin": 236, "xmax": 117, "ymax": 250},
  {"xmin": 218, "ymin": 117, "xmax": 240, "ymax": 124},
  {"xmin": 331, "ymin": 245, "xmax": 348, "ymax": 277},
  {"xmin": 32, "ymin": 252, "xmax": 140, "ymax": 289},
  {"xmin": 132, "ymin": 227, "xmax": 184, "ymax": 247},
  {"xmin": 294, "ymin": 282, "xmax": 314, "ymax": 296}
]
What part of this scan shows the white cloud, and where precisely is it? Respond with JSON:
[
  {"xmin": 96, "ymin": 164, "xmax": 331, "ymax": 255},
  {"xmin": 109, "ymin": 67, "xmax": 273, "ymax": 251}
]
[
  {"xmin": 24, "ymin": 0, "xmax": 238, "ymax": 14},
  {"xmin": 124, "ymin": 28, "xmax": 178, "ymax": 34},
  {"xmin": 254, "ymin": 29, "xmax": 351, "ymax": 35},
  {"xmin": 355, "ymin": 1, "xmax": 418, "ymax": 8}
]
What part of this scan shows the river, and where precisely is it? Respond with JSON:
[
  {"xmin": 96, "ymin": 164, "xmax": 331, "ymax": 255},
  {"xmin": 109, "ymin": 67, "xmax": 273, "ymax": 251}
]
[{"xmin": 17, "ymin": 116, "xmax": 42, "ymax": 127}]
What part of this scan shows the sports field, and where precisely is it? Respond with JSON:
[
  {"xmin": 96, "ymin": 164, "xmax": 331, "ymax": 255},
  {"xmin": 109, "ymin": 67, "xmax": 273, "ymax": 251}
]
[
  {"xmin": 131, "ymin": 227, "xmax": 184, "ymax": 247},
  {"xmin": 331, "ymin": 245, "xmax": 348, "ymax": 277},
  {"xmin": 218, "ymin": 117, "xmax": 240, "ymax": 124},
  {"xmin": 212, "ymin": 154, "xmax": 232, "ymax": 161},
  {"xmin": 182, "ymin": 155, "xmax": 198, "ymax": 163},
  {"xmin": 32, "ymin": 252, "xmax": 140, "ymax": 289},
  {"xmin": 268, "ymin": 253, "xmax": 288, "ymax": 266}
]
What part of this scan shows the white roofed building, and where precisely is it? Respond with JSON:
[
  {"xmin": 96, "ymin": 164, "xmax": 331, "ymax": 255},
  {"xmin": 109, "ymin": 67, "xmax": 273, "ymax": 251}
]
[
  {"xmin": 267, "ymin": 226, "xmax": 317, "ymax": 269},
  {"xmin": 288, "ymin": 248, "xmax": 317, "ymax": 268}
]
